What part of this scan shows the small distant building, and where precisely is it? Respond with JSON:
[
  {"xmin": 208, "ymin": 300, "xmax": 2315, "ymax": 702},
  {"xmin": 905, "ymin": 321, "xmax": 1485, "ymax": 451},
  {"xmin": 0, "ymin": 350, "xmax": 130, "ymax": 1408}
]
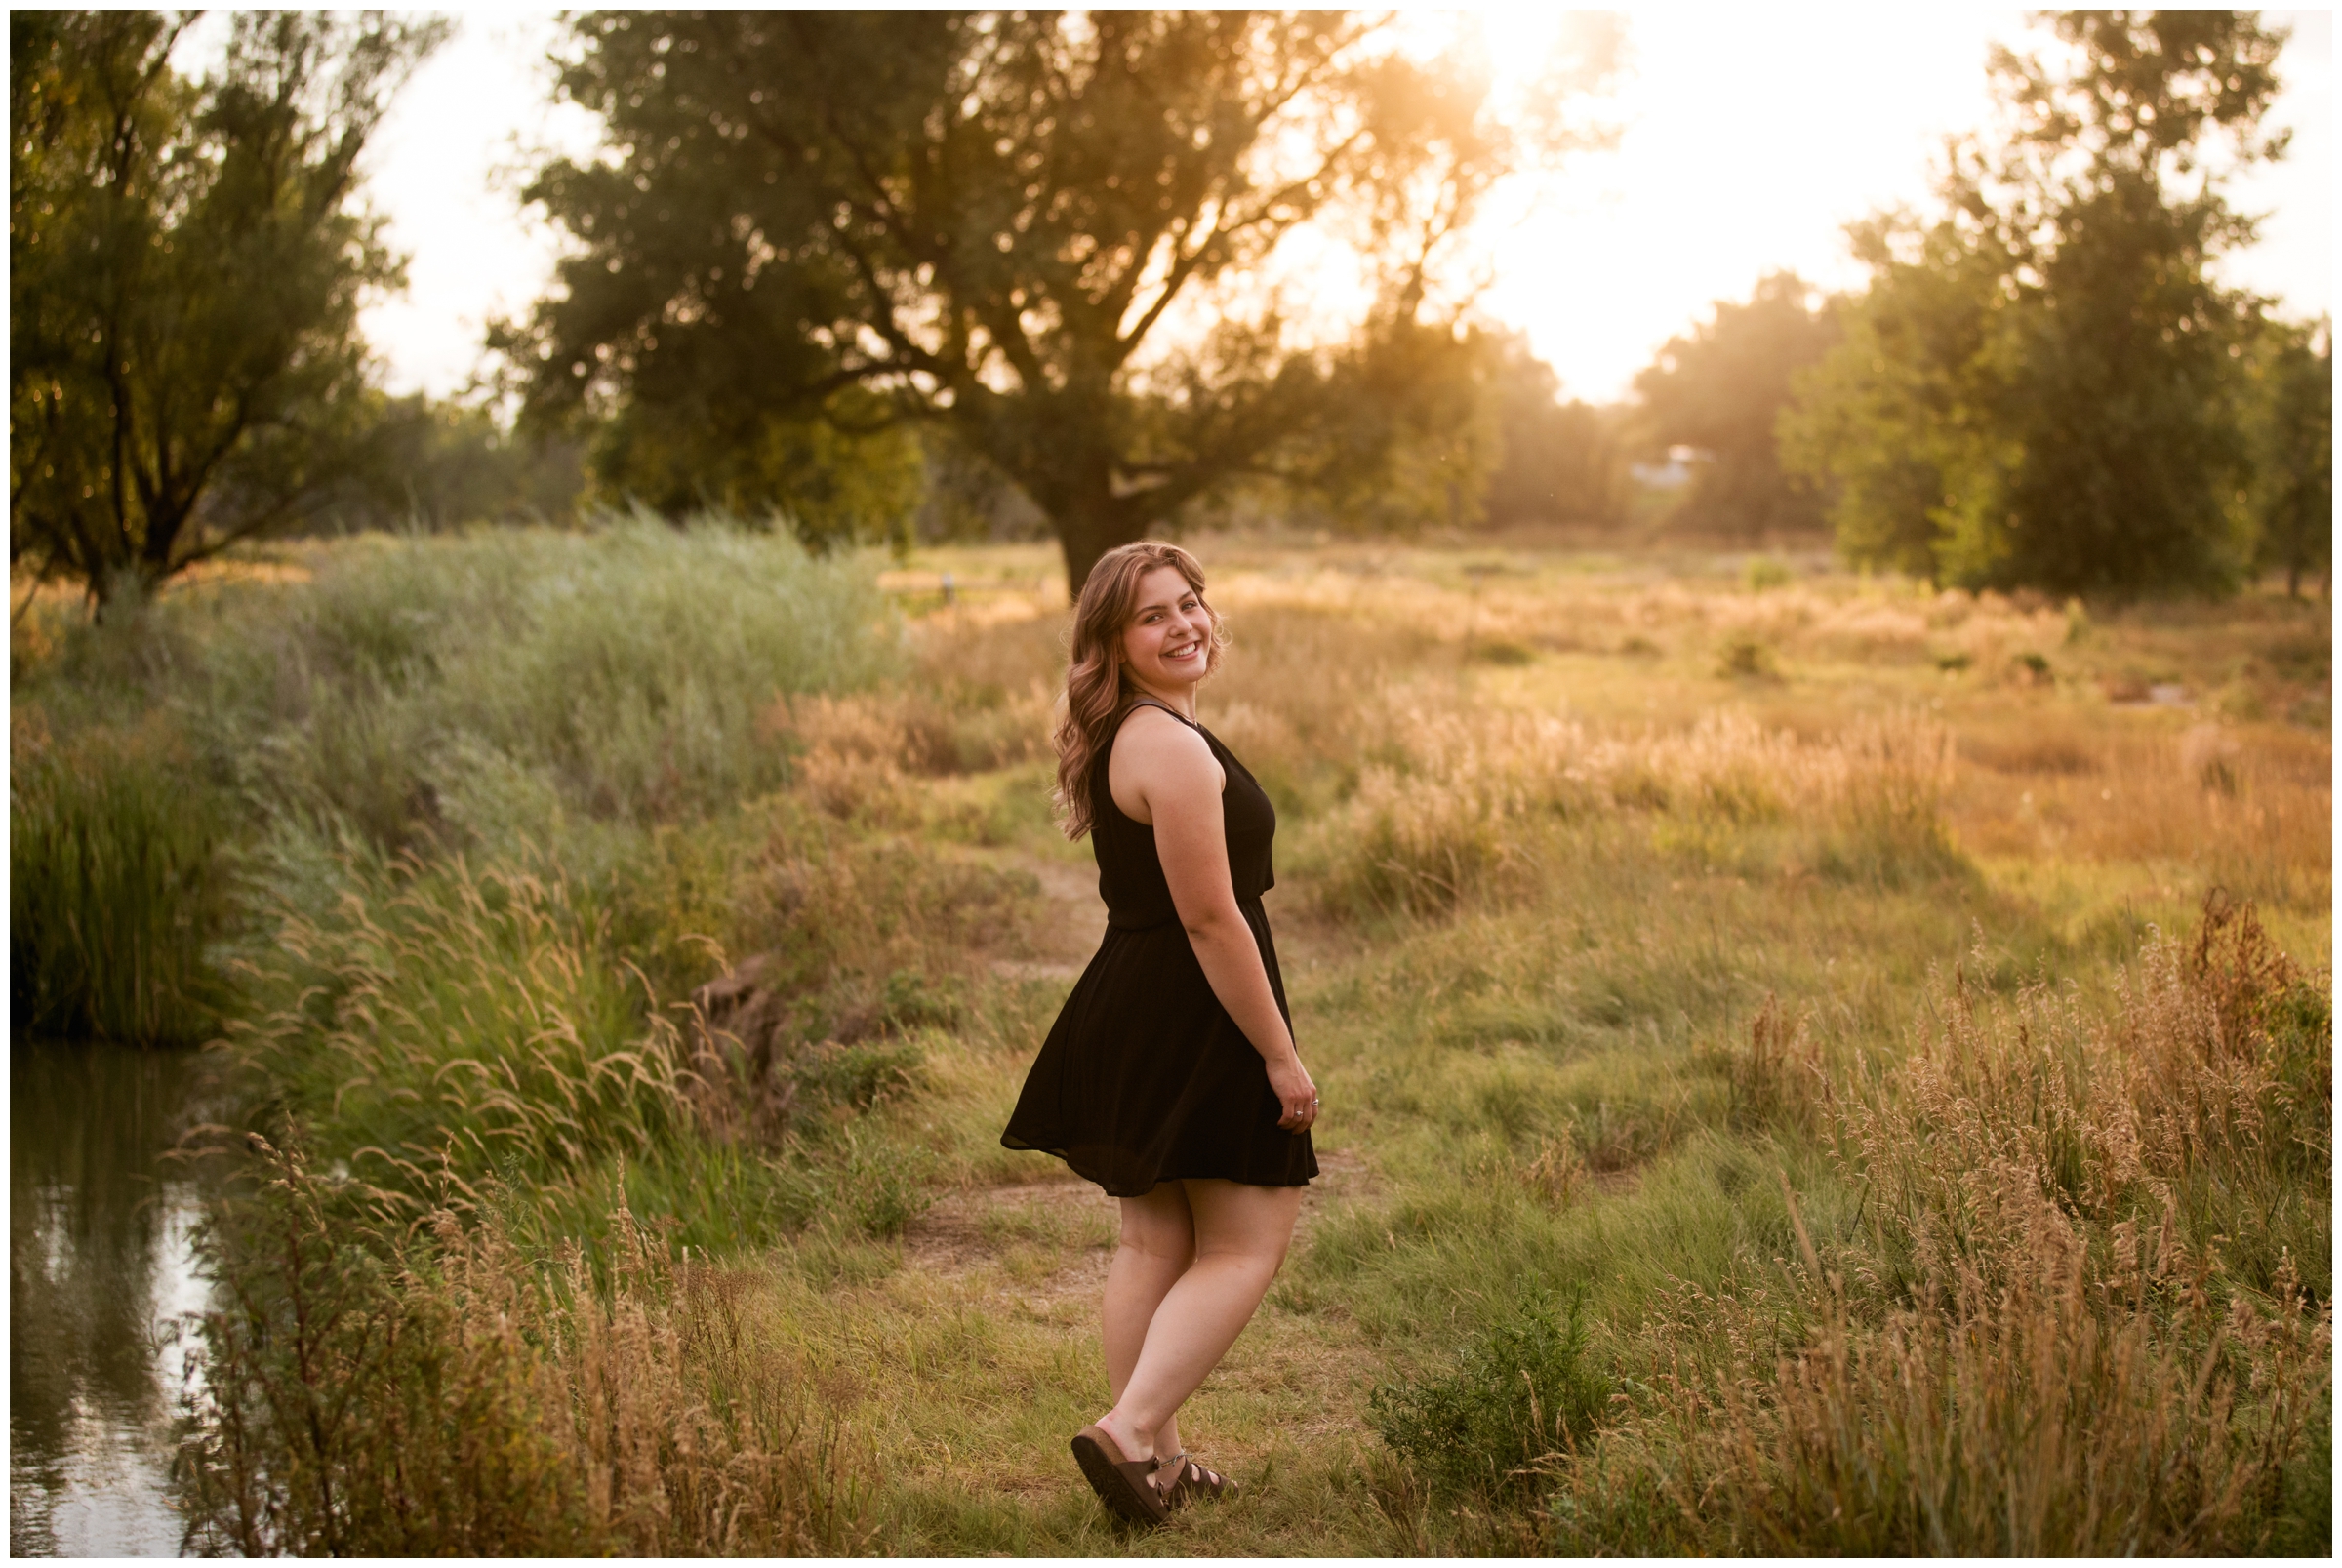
[{"xmin": 1630, "ymin": 445, "xmax": 1706, "ymax": 490}]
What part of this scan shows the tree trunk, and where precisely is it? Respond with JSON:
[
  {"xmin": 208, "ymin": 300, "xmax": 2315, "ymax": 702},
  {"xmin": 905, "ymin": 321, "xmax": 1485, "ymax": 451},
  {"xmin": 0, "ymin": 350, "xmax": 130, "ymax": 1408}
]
[
  {"xmin": 960, "ymin": 386, "xmax": 1151, "ymax": 599},
  {"xmin": 1058, "ymin": 491, "xmax": 1156, "ymax": 608}
]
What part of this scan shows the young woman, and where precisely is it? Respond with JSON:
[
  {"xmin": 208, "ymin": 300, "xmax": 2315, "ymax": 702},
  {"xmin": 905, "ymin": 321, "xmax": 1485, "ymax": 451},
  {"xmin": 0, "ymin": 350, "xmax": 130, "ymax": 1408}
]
[{"xmin": 1001, "ymin": 541, "xmax": 1319, "ymax": 1528}]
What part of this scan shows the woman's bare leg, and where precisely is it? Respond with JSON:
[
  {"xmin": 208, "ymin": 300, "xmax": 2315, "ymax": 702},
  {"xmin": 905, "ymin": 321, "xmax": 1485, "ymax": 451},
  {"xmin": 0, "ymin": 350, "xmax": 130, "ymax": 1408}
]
[
  {"xmin": 1093, "ymin": 1179, "xmax": 1303, "ymax": 1472},
  {"xmin": 1103, "ymin": 1183, "xmax": 1194, "ymax": 1468}
]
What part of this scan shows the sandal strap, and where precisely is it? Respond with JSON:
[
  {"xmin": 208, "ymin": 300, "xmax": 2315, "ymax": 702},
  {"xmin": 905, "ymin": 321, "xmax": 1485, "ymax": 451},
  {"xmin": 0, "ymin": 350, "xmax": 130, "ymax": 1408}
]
[{"xmin": 1161, "ymin": 1449, "xmax": 1236, "ymax": 1508}]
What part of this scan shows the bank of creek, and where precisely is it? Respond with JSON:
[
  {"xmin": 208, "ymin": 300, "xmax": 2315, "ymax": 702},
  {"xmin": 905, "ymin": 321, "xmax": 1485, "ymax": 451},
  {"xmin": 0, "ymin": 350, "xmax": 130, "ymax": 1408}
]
[{"xmin": 10, "ymin": 1041, "xmax": 214, "ymax": 1556}]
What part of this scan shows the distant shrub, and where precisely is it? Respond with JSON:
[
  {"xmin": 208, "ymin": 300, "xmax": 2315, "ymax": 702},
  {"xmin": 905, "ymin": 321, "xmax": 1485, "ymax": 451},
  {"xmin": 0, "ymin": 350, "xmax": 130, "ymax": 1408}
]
[
  {"xmin": 1369, "ymin": 1291, "xmax": 1610, "ymax": 1501},
  {"xmin": 793, "ymin": 1037, "xmax": 926, "ymax": 1113},
  {"xmin": 1716, "ymin": 634, "xmax": 1778, "ymax": 679},
  {"xmin": 1472, "ymin": 637, "xmax": 1537, "ymax": 666}
]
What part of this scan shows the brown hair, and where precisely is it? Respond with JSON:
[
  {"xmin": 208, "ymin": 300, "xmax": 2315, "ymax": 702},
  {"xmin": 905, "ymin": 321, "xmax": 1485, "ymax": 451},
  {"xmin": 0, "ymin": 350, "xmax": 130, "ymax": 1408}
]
[{"xmin": 1051, "ymin": 541, "xmax": 1228, "ymax": 839}]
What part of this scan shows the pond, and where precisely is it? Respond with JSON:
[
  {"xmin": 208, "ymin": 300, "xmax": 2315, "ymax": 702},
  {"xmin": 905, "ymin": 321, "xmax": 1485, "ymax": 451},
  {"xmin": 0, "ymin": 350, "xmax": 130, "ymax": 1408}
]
[{"xmin": 10, "ymin": 1040, "xmax": 212, "ymax": 1557}]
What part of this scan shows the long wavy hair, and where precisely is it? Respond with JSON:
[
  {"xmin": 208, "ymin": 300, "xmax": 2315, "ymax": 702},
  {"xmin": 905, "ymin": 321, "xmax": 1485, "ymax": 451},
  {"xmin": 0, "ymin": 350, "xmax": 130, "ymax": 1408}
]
[{"xmin": 1052, "ymin": 541, "xmax": 1228, "ymax": 839}]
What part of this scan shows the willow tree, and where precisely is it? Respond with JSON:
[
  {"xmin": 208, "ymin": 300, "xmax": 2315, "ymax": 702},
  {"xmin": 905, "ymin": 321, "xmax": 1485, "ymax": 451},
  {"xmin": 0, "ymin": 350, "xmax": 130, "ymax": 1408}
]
[{"xmin": 502, "ymin": 12, "xmax": 1617, "ymax": 589}]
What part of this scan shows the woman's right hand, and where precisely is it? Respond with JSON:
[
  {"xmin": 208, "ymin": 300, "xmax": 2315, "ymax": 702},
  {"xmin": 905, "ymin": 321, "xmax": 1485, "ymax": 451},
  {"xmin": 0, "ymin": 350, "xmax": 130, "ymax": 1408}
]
[{"xmin": 1268, "ymin": 1050, "xmax": 1318, "ymax": 1133}]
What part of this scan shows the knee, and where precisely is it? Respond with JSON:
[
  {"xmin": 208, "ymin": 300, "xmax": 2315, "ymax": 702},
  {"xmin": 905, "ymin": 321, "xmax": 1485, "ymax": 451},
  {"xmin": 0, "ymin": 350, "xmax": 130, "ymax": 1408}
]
[
  {"xmin": 1117, "ymin": 1219, "xmax": 1195, "ymax": 1265},
  {"xmin": 1196, "ymin": 1234, "xmax": 1290, "ymax": 1279}
]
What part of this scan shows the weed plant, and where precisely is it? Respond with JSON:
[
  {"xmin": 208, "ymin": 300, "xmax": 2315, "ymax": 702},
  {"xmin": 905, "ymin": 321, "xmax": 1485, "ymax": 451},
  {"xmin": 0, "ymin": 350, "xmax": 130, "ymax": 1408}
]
[{"xmin": 1367, "ymin": 1289, "xmax": 1608, "ymax": 1502}]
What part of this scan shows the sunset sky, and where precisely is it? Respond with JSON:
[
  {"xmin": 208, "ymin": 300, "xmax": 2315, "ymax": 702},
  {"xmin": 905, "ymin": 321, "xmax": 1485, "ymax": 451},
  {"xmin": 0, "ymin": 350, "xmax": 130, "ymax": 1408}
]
[{"xmin": 296, "ymin": 7, "xmax": 2333, "ymax": 407}]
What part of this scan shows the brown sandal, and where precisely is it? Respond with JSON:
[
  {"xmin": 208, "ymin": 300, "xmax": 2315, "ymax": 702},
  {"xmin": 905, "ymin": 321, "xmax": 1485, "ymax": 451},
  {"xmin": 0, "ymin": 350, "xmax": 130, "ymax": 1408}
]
[
  {"xmin": 1070, "ymin": 1424, "xmax": 1169, "ymax": 1527},
  {"xmin": 1162, "ymin": 1451, "xmax": 1239, "ymax": 1509}
]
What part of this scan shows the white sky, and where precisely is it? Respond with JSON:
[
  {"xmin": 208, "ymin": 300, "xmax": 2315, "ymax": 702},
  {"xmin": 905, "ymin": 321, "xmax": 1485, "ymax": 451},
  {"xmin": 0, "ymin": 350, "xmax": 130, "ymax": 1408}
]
[{"xmin": 321, "ymin": 6, "xmax": 2333, "ymax": 406}]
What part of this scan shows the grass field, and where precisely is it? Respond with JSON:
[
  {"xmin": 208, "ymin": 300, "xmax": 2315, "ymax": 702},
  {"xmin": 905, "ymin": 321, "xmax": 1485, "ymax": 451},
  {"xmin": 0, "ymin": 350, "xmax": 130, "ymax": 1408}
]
[{"xmin": 13, "ymin": 526, "xmax": 2330, "ymax": 1552}]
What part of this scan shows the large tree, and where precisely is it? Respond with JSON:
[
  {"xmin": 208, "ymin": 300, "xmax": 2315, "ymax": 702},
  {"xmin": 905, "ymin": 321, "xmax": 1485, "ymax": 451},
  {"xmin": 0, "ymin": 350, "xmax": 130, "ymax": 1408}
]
[
  {"xmin": 501, "ymin": 11, "xmax": 1617, "ymax": 589},
  {"xmin": 1633, "ymin": 271, "xmax": 1837, "ymax": 541},
  {"xmin": 1784, "ymin": 11, "xmax": 2289, "ymax": 596},
  {"xmin": 10, "ymin": 11, "xmax": 443, "ymax": 606}
]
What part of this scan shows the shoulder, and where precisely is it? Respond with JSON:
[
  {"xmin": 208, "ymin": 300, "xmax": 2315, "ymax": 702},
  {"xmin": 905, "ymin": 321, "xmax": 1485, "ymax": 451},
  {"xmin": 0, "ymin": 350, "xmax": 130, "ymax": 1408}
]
[
  {"xmin": 1111, "ymin": 704, "xmax": 1218, "ymax": 782},
  {"xmin": 1114, "ymin": 706, "xmax": 1218, "ymax": 767}
]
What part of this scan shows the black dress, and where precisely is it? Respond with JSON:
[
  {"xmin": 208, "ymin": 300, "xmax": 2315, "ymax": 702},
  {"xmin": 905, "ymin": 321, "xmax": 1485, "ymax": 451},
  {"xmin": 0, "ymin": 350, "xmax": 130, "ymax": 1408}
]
[{"xmin": 1001, "ymin": 698, "xmax": 1318, "ymax": 1196}]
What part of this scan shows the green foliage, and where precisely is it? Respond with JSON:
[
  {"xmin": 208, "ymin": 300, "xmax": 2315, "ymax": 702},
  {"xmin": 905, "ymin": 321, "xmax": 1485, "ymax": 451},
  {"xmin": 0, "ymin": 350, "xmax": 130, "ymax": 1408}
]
[
  {"xmin": 9, "ymin": 12, "xmax": 443, "ymax": 604},
  {"xmin": 11, "ymin": 520, "xmax": 896, "ymax": 1052},
  {"xmin": 10, "ymin": 717, "xmax": 229, "ymax": 1044},
  {"xmin": 587, "ymin": 390, "xmax": 925, "ymax": 550},
  {"xmin": 1779, "ymin": 216, "xmax": 2008, "ymax": 580},
  {"xmin": 1784, "ymin": 12, "xmax": 2289, "ymax": 596},
  {"xmin": 503, "ymin": 12, "xmax": 1619, "ymax": 586},
  {"xmin": 2243, "ymin": 317, "xmax": 2333, "ymax": 597},
  {"xmin": 1369, "ymin": 1290, "xmax": 1609, "ymax": 1501},
  {"xmin": 1280, "ymin": 320, "xmax": 1505, "ymax": 536},
  {"xmin": 1634, "ymin": 271, "xmax": 1838, "ymax": 540},
  {"xmin": 308, "ymin": 393, "xmax": 587, "ymax": 533},
  {"xmin": 206, "ymin": 520, "xmax": 898, "ymax": 843}
]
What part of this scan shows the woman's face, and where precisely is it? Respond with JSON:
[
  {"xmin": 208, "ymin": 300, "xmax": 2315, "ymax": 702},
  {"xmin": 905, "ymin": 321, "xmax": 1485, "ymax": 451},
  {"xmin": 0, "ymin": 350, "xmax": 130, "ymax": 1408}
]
[{"xmin": 1118, "ymin": 564, "xmax": 1214, "ymax": 692}]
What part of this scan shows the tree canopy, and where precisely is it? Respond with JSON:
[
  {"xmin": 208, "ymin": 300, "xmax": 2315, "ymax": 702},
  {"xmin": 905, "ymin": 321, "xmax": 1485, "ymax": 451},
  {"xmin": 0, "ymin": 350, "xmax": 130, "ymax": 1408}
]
[
  {"xmin": 1783, "ymin": 11, "xmax": 2291, "ymax": 596},
  {"xmin": 501, "ymin": 11, "xmax": 1619, "ymax": 588},
  {"xmin": 9, "ymin": 11, "xmax": 443, "ymax": 604}
]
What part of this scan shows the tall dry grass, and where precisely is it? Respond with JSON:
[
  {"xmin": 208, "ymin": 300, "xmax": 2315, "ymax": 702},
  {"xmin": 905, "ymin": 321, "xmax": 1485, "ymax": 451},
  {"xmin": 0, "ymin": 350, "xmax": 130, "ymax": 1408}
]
[
  {"xmin": 177, "ymin": 1143, "xmax": 869, "ymax": 1555},
  {"xmin": 1640, "ymin": 1240, "xmax": 2325, "ymax": 1554},
  {"xmin": 1287, "ymin": 703, "xmax": 1960, "ymax": 918},
  {"xmin": 1837, "ymin": 895, "xmax": 2330, "ymax": 1299},
  {"xmin": 1530, "ymin": 892, "xmax": 2332, "ymax": 1555},
  {"xmin": 225, "ymin": 856, "xmax": 689, "ymax": 1207}
]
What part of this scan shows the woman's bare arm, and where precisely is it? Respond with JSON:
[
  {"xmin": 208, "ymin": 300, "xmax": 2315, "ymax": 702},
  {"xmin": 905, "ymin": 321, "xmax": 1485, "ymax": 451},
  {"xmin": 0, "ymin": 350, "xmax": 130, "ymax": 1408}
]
[{"xmin": 1110, "ymin": 709, "xmax": 1318, "ymax": 1132}]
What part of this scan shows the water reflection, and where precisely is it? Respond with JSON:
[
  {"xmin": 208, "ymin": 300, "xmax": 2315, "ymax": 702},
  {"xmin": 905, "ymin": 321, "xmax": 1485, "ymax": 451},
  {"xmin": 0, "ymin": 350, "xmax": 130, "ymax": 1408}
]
[{"xmin": 10, "ymin": 1040, "xmax": 211, "ymax": 1557}]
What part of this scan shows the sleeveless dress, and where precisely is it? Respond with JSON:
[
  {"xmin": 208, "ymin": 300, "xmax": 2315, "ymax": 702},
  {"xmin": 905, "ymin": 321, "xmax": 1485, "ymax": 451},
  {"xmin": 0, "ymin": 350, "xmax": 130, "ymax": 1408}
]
[{"xmin": 1001, "ymin": 699, "xmax": 1318, "ymax": 1197}]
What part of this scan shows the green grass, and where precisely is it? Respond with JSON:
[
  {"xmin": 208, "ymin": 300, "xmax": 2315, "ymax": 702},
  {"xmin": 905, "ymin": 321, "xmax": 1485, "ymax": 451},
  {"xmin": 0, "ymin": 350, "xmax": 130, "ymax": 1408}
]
[
  {"xmin": 10, "ymin": 716, "xmax": 231, "ymax": 1043},
  {"xmin": 13, "ymin": 532, "xmax": 2329, "ymax": 1553}
]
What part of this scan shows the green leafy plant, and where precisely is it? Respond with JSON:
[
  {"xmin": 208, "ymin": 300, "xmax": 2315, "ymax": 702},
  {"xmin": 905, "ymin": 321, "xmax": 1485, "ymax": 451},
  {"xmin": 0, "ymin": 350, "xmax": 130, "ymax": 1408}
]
[{"xmin": 1369, "ymin": 1289, "xmax": 1610, "ymax": 1501}]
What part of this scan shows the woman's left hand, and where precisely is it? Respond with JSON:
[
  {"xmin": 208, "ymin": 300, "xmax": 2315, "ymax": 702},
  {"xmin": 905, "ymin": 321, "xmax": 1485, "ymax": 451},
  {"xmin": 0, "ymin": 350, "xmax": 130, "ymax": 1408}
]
[{"xmin": 1267, "ymin": 1051, "xmax": 1318, "ymax": 1133}]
